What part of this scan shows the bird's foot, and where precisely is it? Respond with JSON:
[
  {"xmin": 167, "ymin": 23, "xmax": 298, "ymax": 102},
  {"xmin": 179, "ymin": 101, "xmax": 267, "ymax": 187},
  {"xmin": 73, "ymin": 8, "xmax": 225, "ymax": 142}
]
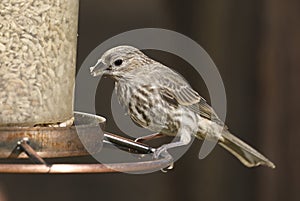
[
  {"xmin": 134, "ymin": 137, "xmax": 146, "ymax": 144},
  {"xmin": 153, "ymin": 146, "xmax": 168, "ymax": 159},
  {"xmin": 134, "ymin": 133, "xmax": 165, "ymax": 144},
  {"xmin": 161, "ymin": 162, "xmax": 174, "ymax": 173},
  {"xmin": 132, "ymin": 137, "xmax": 150, "ymax": 158},
  {"xmin": 153, "ymin": 146, "xmax": 174, "ymax": 172},
  {"xmin": 153, "ymin": 145, "xmax": 170, "ymax": 159}
]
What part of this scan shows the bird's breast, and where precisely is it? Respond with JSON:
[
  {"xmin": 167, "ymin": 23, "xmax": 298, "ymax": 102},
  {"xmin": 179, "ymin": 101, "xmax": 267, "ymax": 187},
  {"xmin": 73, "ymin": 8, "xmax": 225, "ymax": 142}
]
[{"xmin": 115, "ymin": 82, "xmax": 172, "ymax": 130}]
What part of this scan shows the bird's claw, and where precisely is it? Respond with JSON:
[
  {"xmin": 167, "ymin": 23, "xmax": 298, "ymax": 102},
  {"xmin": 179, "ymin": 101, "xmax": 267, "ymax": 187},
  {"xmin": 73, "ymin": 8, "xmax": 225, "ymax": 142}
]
[
  {"xmin": 153, "ymin": 146, "xmax": 168, "ymax": 159},
  {"xmin": 134, "ymin": 137, "xmax": 144, "ymax": 143},
  {"xmin": 132, "ymin": 138, "xmax": 148, "ymax": 158},
  {"xmin": 153, "ymin": 146, "xmax": 174, "ymax": 172},
  {"xmin": 161, "ymin": 162, "xmax": 174, "ymax": 173}
]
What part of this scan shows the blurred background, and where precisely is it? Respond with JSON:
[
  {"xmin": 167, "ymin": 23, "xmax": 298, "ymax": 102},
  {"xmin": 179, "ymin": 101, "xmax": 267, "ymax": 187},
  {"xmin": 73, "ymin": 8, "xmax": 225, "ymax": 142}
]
[{"xmin": 0, "ymin": 0, "xmax": 299, "ymax": 201}]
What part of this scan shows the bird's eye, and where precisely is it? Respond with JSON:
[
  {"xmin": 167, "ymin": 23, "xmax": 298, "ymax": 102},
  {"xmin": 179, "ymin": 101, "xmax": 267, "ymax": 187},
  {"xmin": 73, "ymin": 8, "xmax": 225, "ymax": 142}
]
[{"xmin": 114, "ymin": 59, "xmax": 123, "ymax": 66}]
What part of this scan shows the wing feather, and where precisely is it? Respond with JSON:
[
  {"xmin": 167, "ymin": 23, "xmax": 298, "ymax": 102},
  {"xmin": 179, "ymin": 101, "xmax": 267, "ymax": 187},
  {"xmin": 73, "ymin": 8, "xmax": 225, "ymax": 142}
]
[
  {"xmin": 155, "ymin": 65, "xmax": 224, "ymax": 125},
  {"xmin": 156, "ymin": 67, "xmax": 201, "ymax": 105}
]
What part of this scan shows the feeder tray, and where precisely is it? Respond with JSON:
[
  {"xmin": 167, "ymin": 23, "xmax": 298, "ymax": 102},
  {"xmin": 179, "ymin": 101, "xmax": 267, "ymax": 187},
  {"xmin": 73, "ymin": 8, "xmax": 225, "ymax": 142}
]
[{"xmin": 0, "ymin": 112, "xmax": 173, "ymax": 173}]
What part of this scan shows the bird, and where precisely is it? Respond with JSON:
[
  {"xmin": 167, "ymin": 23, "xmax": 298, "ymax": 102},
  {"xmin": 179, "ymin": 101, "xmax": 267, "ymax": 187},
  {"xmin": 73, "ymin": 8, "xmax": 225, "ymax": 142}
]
[{"xmin": 90, "ymin": 45, "xmax": 275, "ymax": 168}]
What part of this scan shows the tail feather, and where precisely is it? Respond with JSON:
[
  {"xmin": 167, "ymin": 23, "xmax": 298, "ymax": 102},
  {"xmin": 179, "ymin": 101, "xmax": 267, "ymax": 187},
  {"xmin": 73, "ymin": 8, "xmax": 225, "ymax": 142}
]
[{"xmin": 219, "ymin": 131, "xmax": 275, "ymax": 168}]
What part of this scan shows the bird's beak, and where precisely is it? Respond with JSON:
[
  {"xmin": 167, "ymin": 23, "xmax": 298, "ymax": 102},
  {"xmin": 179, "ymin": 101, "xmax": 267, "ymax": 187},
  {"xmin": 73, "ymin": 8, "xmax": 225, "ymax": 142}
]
[{"xmin": 90, "ymin": 60, "xmax": 108, "ymax": 77}]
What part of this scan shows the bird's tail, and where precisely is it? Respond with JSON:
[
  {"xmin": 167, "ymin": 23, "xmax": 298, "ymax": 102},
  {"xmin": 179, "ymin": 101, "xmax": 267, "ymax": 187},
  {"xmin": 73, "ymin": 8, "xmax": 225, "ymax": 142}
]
[{"xmin": 218, "ymin": 130, "xmax": 275, "ymax": 168}]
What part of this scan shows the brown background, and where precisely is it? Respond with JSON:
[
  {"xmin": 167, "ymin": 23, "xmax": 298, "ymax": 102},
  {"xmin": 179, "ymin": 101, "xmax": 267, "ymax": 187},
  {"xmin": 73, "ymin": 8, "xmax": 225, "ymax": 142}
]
[{"xmin": 0, "ymin": 0, "xmax": 299, "ymax": 201}]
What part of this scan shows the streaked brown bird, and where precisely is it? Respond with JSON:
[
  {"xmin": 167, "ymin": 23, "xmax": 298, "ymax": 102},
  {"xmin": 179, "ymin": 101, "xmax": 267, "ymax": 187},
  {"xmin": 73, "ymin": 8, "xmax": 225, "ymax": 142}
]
[{"xmin": 90, "ymin": 45, "xmax": 275, "ymax": 168}]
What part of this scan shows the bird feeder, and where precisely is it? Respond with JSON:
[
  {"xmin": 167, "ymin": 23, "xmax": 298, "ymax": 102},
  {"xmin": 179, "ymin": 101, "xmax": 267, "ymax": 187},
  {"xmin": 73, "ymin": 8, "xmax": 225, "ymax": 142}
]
[
  {"xmin": 0, "ymin": 0, "xmax": 79, "ymax": 126},
  {"xmin": 0, "ymin": 0, "xmax": 172, "ymax": 173}
]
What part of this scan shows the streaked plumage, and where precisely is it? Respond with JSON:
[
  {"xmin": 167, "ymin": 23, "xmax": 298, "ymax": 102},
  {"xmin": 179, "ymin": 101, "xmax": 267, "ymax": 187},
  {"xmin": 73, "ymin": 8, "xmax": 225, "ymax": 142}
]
[{"xmin": 90, "ymin": 45, "xmax": 275, "ymax": 168}]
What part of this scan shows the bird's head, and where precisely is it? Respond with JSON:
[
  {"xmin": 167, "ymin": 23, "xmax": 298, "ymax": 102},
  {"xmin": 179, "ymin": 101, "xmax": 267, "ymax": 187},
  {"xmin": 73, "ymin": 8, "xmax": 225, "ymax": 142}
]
[{"xmin": 90, "ymin": 45, "xmax": 150, "ymax": 79}]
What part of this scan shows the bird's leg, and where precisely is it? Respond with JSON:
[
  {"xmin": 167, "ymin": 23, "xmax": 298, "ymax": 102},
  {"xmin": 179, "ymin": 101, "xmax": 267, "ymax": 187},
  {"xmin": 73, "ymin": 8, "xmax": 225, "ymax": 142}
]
[
  {"xmin": 135, "ymin": 133, "xmax": 166, "ymax": 143},
  {"xmin": 153, "ymin": 130, "xmax": 191, "ymax": 159}
]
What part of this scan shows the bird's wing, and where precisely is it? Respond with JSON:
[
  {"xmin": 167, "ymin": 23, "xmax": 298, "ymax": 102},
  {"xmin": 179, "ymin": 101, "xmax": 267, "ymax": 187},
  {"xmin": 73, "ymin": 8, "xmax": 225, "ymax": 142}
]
[
  {"xmin": 188, "ymin": 100, "xmax": 225, "ymax": 126},
  {"xmin": 160, "ymin": 87, "xmax": 221, "ymax": 123},
  {"xmin": 156, "ymin": 67, "xmax": 201, "ymax": 105},
  {"xmin": 157, "ymin": 67, "xmax": 223, "ymax": 125}
]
